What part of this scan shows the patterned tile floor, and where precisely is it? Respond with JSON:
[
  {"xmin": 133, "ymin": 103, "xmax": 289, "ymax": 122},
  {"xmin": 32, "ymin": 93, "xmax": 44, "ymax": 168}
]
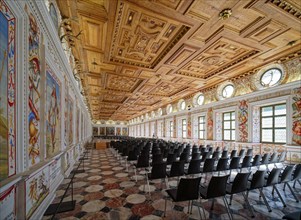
[{"xmin": 43, "ymin": 149, "xmax": 301, "ymax": 220}]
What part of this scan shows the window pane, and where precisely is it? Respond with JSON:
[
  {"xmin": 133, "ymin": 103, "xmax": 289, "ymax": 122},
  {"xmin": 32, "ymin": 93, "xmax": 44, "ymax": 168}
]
[
  {"xmin": 262, "ymin": 118, "xmax": 273, "ymax": 128},
  {"xmin": 262, "ymin": 106, "xmax": 273, "ymax": 116},
  {"xmin": 275, "ymin": 104, "xmax": 286, "ymax": 115},
  {"xmin": 275, "ymin": 129, "xmax": 286, "ymax": 143},
  {"xmin": 199, "ymin": 117, "xmax": 204, "ymax": 123},
  {"xmin": 224, "ymin": 121, "xmax": 230, "ymax": 129},
  {"xmin": 224, "ymin": 113, "xmax": 230, "ymax": 120},
  {"xmin": 275, "ymin": 116, "xmax": 286, "ymax": 127},
  {"xmin": 183, "ymin": 132, "xmax": 187, "ymax": 138},
  {"xmin": 231, "ymin": 113, "xmax": 235, "ymax": 120},
  {"xmin": 224, "ymin": 130, "xmax": 231, "ymax": 140},
  {"xmin": 199, "ymin": 124, "xmax": 204, "ymax": 130},
  {"xmin": 199, "ymin": 131, "xmax": 204, "ymax": 139},
  {"xmin": 231, "ymin": 131, "xmax": 235, "ymax": 140},
  {"xmin": 231, "ymin": 121, "xmax": 235, "ymax": 128},
  {"xmin": 262, "ymin": 129, "xmax": 273, "ymax": 142}
]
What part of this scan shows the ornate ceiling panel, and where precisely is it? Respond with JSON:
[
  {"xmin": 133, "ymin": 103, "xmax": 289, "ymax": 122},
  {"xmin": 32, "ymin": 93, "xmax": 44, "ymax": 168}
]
[{"xmin": 57, "ymin": 0, "xmax": 301, "ymax": 121}]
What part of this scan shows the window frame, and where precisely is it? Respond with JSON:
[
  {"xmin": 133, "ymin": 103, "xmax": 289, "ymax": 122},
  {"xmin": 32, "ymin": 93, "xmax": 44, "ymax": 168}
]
[
  {"xmin": 198, "ymin": 116, "xmax": 205, "ymax": 139},
  {"xmin": 182, "ymin": 119, "xmax": 187, "ymax": 138},
  {"xmin": 260, "ymin": 68, "xmax": 282, "ymax": 87},
  {"xmin": 222, "ymin": 111, "xmax": 235, "ymax": 141},
  {"xmin": 260, "ymin": 103, "xmax": 286, "ymax": 144},
  {"xmin": 169, "ymin": 121, "xmax": 173, "ymax": 138}
]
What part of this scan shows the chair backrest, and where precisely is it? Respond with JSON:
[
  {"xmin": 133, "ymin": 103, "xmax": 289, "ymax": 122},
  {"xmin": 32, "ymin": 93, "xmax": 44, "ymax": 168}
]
[
  {"xmin": 192, "ymin": 152, "xmax": 201, "ymax": 160},
  {"xmin": 192, "ymin": 147, "xmax": 199, "ymax": 154},
  {"xmin": 229, "ymin": 157, "xmax": 241, "ymax": 169},
  {"xmin": 252, "ymin": 154, "xmax": 261, "ymax": 166},
  {"xmin": 249, "ymin": 170, "xmax": 266, "ymax": 189},
  {"xmin": 152, "ymin": 153, "xmax": 163, "ymax": 165},
  {"xmin": 180, "ymin": 152, "xmax": 190, "ymax": 163},
  {"xmin": 230, "ymin": 172, "xmax": 251, "ymax": 194},
  {"xmin": 207, "ymin": 175, "xmax": 230, "ymax": 198},
  {"xmin": 293, "ymin": 164, "xmax": 301, "ymax": 180},
  {"xmin": 230, "ymin": 150, "xmax": 237, "ymax": 159},
  {"xmin": 150, "ymin": 162, "xmax": 167, "ymax": 179},
  {"xmin": 261, "ymin": 153, "xmax": 270, "ymax": 165},
  {"xmin": 238, "ymin": 149, "xmax": 245, "ymax": 158},
  {"xmin": 203, "ymin": 158, "xmax": 215, "ymax": 173},
  {"xmin": 278, "ymin": 151, "xmax": 286, "ymax": 163},
  {"xmin": 128, "ymin": 150, "xmax": 138, "ymax": 161},
  {"xmin": 166, "ymin": 153, "xmax": 177, "ymax": 165},
  {"xmin": 221, "ymin": 150, "xmax": 228, "ymax": 158},
  {"xmin": 269, "ymin": 152, "xmax": 278, "ymax": 163},
  {"xmin": 241, "ymin": 156, "xmax": 252, "ymax": 168},
  {"xmin": 176, "ymin": 177, "xmax": 202, "ymax": 201},
  {"xmin": 169, "ymin": 160, "xmax": 185, "ymax": 177},
  {"xmin": 246, "ymin": 148, "xmax": 253, "ymax": 156},
  {"xmin": 266, "ymin": 168, "xmax": 282, "ymax": 186},
  {"xmin": 216, "ymin": 158, "xmax": 228, "ymax": 171},
  {"xmin": 136, "ymin": 154, "xmax": 149, "ymax": 168},
  {"xmin": 187, "ymin": 159, "xmax": 202, "ymax": 174},
  {"xmin": 280, "ymin": 165, "xmax": 294, "ymax": 183},
  {"xmin": 200, "ymin": 151, "xmax": 209, "ymax": 162},
  {"xmin": 212, "ymin": 151, "xmax": 220, "ymax": 160}
]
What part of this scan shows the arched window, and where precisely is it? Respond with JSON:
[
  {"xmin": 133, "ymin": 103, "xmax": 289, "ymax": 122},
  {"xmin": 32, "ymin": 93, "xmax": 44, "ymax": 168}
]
[
  {"xmin": 260, "ymin": 68, "xmax": 282, "ymax": 87},
  {"xmin": 222, "ymin": 84, "xmax": 234, "ymax": 98}
]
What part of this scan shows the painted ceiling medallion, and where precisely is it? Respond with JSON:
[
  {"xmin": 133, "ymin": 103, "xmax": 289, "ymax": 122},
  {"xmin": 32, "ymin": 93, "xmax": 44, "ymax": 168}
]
[{"xmin": 219, "ymin": 9, "xmax": 232, "ymax": 20}]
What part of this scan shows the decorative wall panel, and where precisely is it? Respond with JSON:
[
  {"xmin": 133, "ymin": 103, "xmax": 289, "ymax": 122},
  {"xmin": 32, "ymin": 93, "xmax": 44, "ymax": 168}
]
[
  {"xmin": 46, "ymin": 65, "xmax": 61, "ymax": 158},
  {"xmin": 106, "ymin": 127, "xmax": 115, "ymax": 135},
  {"xmin": 99, "ymin": 127, "xmax": 105, "ymax": 135},
  {"xmin": 27, "ymin": 5, "xmax": 42, "ymax": 167},
  {"xmin": 122, "ymin": 127, "xmax": 128, "ymax": 136},
  {"xmin": 207, "ymin": 108, "xmax": 213, "ymax": 140},
  {"xmin": 116, "ymin": 127, "xmax": 121, "ymax": 135},
  {"xmin": 0, "ymin": 185, "xmax": 16, "ymax": 220},
  {"xmin": 252, "ymin": 106, "xmax": 260, "ymax": 143},
  {"xmin": 0, "ymin": 0, "xmax": 16, "ymax": 181},
  {"xmin": 76, "ymin": 107, "xmax": 79, "ymax": 142},
  {"xmin": 25, "ymin": 166, "xmax": 50, "ymax": 219},
  {"xmin": 238, "ymin": 100, "xmax": 248, "ymax": 142},
  {"xmin": 292, "ymin": 87, "xmax": 301, "ymax": 145},
  {"xmin": 187, "ymin": 113, "xmax": 191, "ymax": 138},
  {"xmin": 215, "ymin": 112, "xmax": 222, "ymax": 141},
  {"xmin": 68, "ymin": 97, "xmax": 73, "ymax": 145}
]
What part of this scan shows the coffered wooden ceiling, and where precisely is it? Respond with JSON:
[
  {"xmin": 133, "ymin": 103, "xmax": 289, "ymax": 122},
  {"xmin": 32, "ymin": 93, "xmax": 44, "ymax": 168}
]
[{"xmin": 57, "ymin": 0, "xmax": 301, "ymax": 121}]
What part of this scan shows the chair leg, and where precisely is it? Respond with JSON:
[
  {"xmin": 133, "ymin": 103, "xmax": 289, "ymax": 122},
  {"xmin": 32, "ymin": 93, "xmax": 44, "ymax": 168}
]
[
  {"xmin": 286, "ymin": 182, "xmax": 299, "ymax": 203},
  {"xmin": 273, "ymin": 186, "xmax": 286, "ymax": 207},
  {"xmin": 210, "ymin": 199, "xmax": 214, "ymax": 210},
  {"xmin": 164, "ymin": 199, "xmax": 167, "ymax": 217},
  {"xmin": 223, "ymin": 196, "xmax": 233, "ymax": 220},
  {"xmin": 200, "ymin": 198, "xmax": 206, "ymax": 220},
  {"xmin": 242, "ymin": 192, "xmax": 255, "ymax": 218},
  {"xmin": 196, "ymin": 198, "xmax": 203, "ymax": 220},
  {"xmin": 259, "ymin": 188, "xmax": 272, "ymax": 212},
  {"xmin": 229, "ymin": 194, "xmax": 233, "ymax": 205},
  {"xmin": 134, "ymin": 168, "xmax": 137, "ymax": 182},
  {"xmin": 187, "ymin": 200, "xmax": 191, "ymax": 213}
]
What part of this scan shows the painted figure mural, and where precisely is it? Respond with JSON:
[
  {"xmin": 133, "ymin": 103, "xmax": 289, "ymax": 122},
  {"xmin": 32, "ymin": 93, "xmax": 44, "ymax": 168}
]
[
  {"xmin": 292, "ymin": 87, "xmax": 301, "ymax": 145},
  {"xmin": 69, "ymin": 98, "xmax": 73, "ymax": 145},
  {"xmin": 46, "ymin": 66, "xmax": 61, "ymax": 158},
  {"xmin": 207, "ymin": 108, "xmax": 213, "ymax": 140},
  {"xmin": 0, "ymin": 0, "xmax": 16, "ymax": 181},
  {"xmin": 26, "ymin": 5, "xmax": 41, "ymax": 166},
  {"xmin": 238, "ymin": 100, "xmax": 248, "ymax": 142},
  {"xmin": 26, "ymin": 167, "xmax": 49, "ymax": 219}
]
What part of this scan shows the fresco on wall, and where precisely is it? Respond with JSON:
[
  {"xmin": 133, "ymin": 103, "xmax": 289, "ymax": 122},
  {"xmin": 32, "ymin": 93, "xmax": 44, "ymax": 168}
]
[
  {"xmin": 25, "ymin": 166, "xmax": 50, "ymax": 219},
  {"xmin": 215, "ymin": 112, "xmax": 222, "ymax": 141},
  {"xmin": 0, "ymin": 184, "xmax": 16, "ymax": 220},
  {"xmin": 238, "ymin": 100, "xmax": 248, "ymax": 142},
  {"xmin": 76, "ymin": 107, "xmax": 79, "ymax": 142},
  {"xmin": 93, "ymin": 127, "xmax": 98, "ymax": 136},
  {"xmin": 99, "ymin": 127, "xmax": 105, "ymax": 135},
  {"xmin": 26, "ymin": 5, "xmax": 42, "ymax": 167},
  {"xmin": 292, "ymin": 87, "xmax": 301, "ymax": 145},
  {"xmin": 68, "ymin": 98, "xmax": 73, "ymax": 145},
  {"xmin": 116, "ymin": 127, "xmax": 121, "ymax": 135},
  {"xmin": 207, "ymin": 108, "xmax": 213, "ymax": 140},
  {"xmin": 46, "ymin": 65, "xmax": 61, "ymax": 158},
  {"xmin": 252, "ymin": 106, "xmax": 260, "ymax": 143},
  {"xmin": 64, "ymin": 81, "xmax": 69, "ymax": 148},
  {"xmin": 122, "ymin": 127, "xmax": 128, "ymax": 136},
  {"xmin": 106, "ymin": 127, "xmax": 115, "ymax": 135},
  {"xmin": 0, "ymin": 0, "xmax": 16, "ymax": 181},
  {"xmin": 187, "ymin": 113, "xmax": 192, "ymax": 138},
  {"xmin": 81, "ymin": 112, "xmax": 83, "ymax": 141},
  {"xmin": 286, "ymin": 57, "xmax": 301, "ymax": 83}
]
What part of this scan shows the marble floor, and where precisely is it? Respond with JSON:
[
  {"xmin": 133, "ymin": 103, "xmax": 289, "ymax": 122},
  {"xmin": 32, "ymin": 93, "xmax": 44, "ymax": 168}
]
[{"xmin": 43, "ymin": 149, "xmax": 301, "ymax": 220}]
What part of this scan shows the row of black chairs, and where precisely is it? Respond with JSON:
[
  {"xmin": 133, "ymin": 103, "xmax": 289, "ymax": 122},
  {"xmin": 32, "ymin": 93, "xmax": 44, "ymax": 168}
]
[{"xmin": 164, "ymin": 164, "xmax": 301, "ymax": 219}]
